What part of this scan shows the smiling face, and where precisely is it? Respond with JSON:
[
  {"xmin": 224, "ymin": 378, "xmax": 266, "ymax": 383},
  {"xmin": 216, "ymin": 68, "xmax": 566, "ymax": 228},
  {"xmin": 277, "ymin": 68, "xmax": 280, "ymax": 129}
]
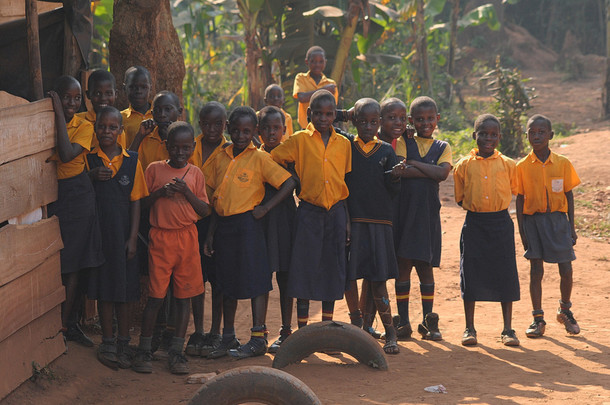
[
  {"xmin": 264, "ymin": 86, "xmax": 285, "ymax": 108},
  {"xmin": 409, "ymin": 105, "xmax": 439, "ymax": 139},
  {"xmin": 152, "ymin": 95, "xmax": 182, "ymax": 137},
  {"xmin": 306, "ymin": 52, "xmax": 326, "ymax": 77},
  {"xmin": 353, "ymin": 105, "xmax": 380, "ymax": 143},
  {"xmin": 125, "ymin": 72, "xmax": 151, "ymax": 111},
  {"xmin": 527, "ymin": 119, "xmax": 553, "ymax": 155},
  {"xmin": 199, "ymin": 108, "xmax": 226, "ymax": 145},
  {"xmin": 228, "ymin": 115, "xmax": 256, "ymax": 155},
  {"xmin": 88, "ymin": 79, "xmax": 116, "ymax": 113},
  {"xmin": 95, "ymin": 111, "xmax": 123, "ymax": 150},
  {"xmin": 259, "ymin": 112, "xmax": 285, "ymax": 150},
  {"xmin": 167, "ymin": 129, "xmax": 195, "ymax": 168},
  {"xmin": 380, "ymin": 104, "xmax": 407, "ymax": 140},
  {"xmin": 58, "ymin": 81, "xmax": 82, "ymax": 122},
  {"xmin": 473, "ymin": 119, "xmax": 501, "ymax": 158}
]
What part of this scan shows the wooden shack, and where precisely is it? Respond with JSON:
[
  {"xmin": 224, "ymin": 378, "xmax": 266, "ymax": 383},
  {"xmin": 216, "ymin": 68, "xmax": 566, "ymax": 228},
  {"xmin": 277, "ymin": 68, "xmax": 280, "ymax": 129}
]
[{"xmin": 0, "ymin": 97, "xmax": 65, "ymax": 399}]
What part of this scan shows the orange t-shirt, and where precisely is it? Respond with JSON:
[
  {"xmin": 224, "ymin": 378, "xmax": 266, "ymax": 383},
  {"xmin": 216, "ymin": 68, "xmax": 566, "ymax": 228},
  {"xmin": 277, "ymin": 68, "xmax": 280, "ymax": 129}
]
[{"xmin": 145, "ymin": 161, "xmax": 208, "ymax": 230}]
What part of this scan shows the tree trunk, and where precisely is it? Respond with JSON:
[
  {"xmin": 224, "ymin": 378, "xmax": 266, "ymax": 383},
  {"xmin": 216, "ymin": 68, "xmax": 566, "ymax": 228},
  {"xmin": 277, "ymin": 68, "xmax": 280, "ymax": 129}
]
[
  {"xmin": 415, "ymin": 0, "xmax": 432, "ymax": 94},
  {"xmin": 602, "ymin": 0, "xmax": 610, "ymax": 118},
  {"xmin": 330, "ymin": 1, "xmax": 361, "ymax": 93},
  {"xmin": 109, "ymin": 0, "xmax": 185, "ymax": 111},
  {"xmin": 448, "ymin": 0, "xmax": 459, "ymax": 77},
  {"xmin": 244, "ymin": 23, "xmax": 264, "ymax": 109}
]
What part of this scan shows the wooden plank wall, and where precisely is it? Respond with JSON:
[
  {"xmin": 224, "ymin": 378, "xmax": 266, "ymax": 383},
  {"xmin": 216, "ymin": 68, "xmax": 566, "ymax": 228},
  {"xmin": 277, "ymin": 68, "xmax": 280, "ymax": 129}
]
[{"xmin": 0, "ymin": 97, "xmax": 64, "ymax": 400}]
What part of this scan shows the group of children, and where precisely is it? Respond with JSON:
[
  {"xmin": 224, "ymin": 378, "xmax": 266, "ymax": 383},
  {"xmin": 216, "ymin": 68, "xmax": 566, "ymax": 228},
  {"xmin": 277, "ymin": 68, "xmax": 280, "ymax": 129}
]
[{"xmin": 48, "ymin": 45, "xmax": 581, "ymax": 375}]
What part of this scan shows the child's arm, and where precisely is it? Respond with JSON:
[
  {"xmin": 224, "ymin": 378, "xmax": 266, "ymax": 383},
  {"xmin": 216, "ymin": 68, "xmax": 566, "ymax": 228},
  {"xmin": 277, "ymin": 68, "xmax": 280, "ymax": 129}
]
[
  {"xmin": 252, "ymin": 177, "xmax": 296, "ymax": 219},
  {"xmin": 126, "ymin": 199, "xmax": 140, "ymax": 259},
  {"xmin": 169, "ymin": 177, "xmax": 210, "ymax": 218},
  {"xmin": 516, "ymin": 194, "xmax": 528, "ymax": 251},
  {"xmin": 203, "ymin": 211, "xmax": 217, "ymax": 257},
  {"xmin": 48, "ymin": 91, "xmax": 85, "ymax": 163},
  {"xmin": 128, "ymin": 119, "xmax": 156, "ymax": 151},
  {"xmin": 566, "ymin": 190, "xmax": 577, "ymax": 245},
  {"xmin": 142, "ymin": 183, "xmax": 172, "ymax": 210},
  {"xmin": 296, "ymin": 84, "xmax": 337, "ymax": 103},
  {"xmin": 394, "ymin": 159, "xmax": 451, "ymax": 182}
]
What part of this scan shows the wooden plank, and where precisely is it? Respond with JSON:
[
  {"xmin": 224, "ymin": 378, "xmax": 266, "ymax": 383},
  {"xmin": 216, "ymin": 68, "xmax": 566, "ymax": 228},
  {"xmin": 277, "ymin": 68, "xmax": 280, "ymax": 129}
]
[
  {"xmin": 0, "ymin": 306, "xmax": 64, "ymax": 400},
  {"xmin": 0, "ymin": 253, "xmax": 65, "ymax": 343},
  {"xmin": 0, "ymin": 98, "xmax": 56, "ymax": 165},
  {"xmin": 0, "ymin": 217, "xmax": 63, "ymax": 287},
  {"xmin": 0, "ymin": 91, "xmax": 29, "ymax": 109},
  {"xmin": 0, "ymin": 149, "xmax": 57, "ymax": 223}
]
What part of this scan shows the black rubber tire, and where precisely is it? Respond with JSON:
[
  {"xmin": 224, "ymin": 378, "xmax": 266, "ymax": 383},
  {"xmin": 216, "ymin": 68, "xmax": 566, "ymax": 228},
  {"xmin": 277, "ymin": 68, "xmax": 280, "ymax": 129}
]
[
  {"xmin": 272, "ymin": 321, "xmax": 388, "ymax": 371},
  {"xmin": 188, "ymin": 366, "xmax": 322, "ymax": 405}
]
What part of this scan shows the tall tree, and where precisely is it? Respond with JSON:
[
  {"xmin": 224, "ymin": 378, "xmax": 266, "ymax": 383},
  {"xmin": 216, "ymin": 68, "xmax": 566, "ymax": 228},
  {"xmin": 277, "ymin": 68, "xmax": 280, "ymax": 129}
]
[{"xmin": 415, "ymin": 0, "xmax": 432, "ymax": 93}]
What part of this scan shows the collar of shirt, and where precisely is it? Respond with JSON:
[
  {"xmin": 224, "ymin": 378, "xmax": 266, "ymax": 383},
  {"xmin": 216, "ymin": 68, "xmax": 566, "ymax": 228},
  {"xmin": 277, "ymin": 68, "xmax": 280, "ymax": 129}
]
[
  {"xmin": 470, "ymin": 148, "xmax": 501, "ymax": 160},
  {"xmin": 91, "ymin": 145, "xmax": 129, "ymax": 161},
  {"xmin": 148, "ymin": 128, "xmax": 165, "ymax": 143},
  {"xmin": 528, "ymin": 149, "xmax": 555, "ymax": 164},
  {"xmin": 84, "ymin": 109, "xmax": 96, "ymax": 123},
  {"xmin": 125, "ymin": 105, "xmax": 152, "ymax": 118},
  {"xmin": 223, "ymin": 142, "xmax": 257, "ymax": 159},
  {"xmin": 67, "ymin": 115, "xmax": 82, "ymax": 129},
  {"xmin": 306, "ymin": 70, "xmax": 328, "ymax": 82},
  {"xmin": 354, "ymin": 135, "xmax": 380, "ymax": 147},
  {"xmin": 305, "ymin": 122, "xmax": 339, "ymax": 141},
  {"xmin": 414, "ymin": 135, "xmax": 433, "ymax": 144}
]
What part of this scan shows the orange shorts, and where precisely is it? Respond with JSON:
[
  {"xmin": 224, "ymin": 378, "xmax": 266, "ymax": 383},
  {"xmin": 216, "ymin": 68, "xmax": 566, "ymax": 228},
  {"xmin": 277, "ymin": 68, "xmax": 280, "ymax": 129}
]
[{"xmin": 148, "ymin": 224, "xmax": 204, "ymax": 299}]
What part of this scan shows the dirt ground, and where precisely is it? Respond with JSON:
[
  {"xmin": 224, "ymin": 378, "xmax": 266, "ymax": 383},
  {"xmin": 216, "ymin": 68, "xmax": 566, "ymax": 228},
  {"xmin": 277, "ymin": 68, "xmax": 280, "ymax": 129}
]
[{"xmin": 4, "ymin": 70, "xmax": 610, "ymax": 404}]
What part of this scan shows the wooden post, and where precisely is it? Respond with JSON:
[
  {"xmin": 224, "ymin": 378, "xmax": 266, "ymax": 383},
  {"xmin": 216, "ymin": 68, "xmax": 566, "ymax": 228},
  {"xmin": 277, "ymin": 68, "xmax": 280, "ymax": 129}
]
[{"xmin": 25, "ymin": 0, "xmax": 43, "ymax": 100}]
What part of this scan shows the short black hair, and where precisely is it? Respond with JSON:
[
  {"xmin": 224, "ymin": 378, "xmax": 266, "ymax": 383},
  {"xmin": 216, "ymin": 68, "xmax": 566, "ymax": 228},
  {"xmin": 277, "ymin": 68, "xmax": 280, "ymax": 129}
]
[
  {"xmin": 409, "ymin": 96, "xmax": 437, "ymax": 115},
  {"xmin": 474, "ymin": 114, "xmax": 501, "ymax": 132},
  {"xmin": 95, "ymin": 106, "xmax": 123, "ymax": 126},
  {"xmin": 199, "ymin": 101, "xmax": 227, "ymax": 120},
  {"xmin": 152, "ymin": 90, "xmax": 181, "ymax": 109},
  {"xmin": 124, "ymin": 65, "xmax": 152, "ymax": 85},
  {"xmin": 259, "ymin": 106, "xmax": 285, "ymax": 126},
  {"xmin": 88, "ymin": 69, "xmax": 116, "ymax": 91},
  {"xmin": 380, "ymin": 97, "xmax": 406, "ymax": 116},
  {"xmin": 306, "ymin": 46, "xmax": 326, "ymax": 60},
  {"xmin": 264, "ymin": 84, "xmax": 283, "ymax": 98},
  {"xmin": 527, "ymin": 114, "xmax": 552, "ymax": 131},
  {"xmin": 167, "ymin": 121, "xmax": 194, "ymax": 143},
  {"xmin": 353, "ymin": 98, "xmax": 380, "ymax": 120},
  {"xmin": 309, "ymin": 89, "xmax": 336, "ymax": 110},
  {"xmin": 228, "ymin": 106, "xmax": 257, "ymax": 128},
  {"xmin": 54, "ymin": 75, "xmax": 81, "ymax": 94}
]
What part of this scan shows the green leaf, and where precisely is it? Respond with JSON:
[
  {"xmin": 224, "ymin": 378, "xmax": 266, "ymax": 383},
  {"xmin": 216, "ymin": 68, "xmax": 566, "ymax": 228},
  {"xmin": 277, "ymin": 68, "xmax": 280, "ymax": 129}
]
[
  {"xmin": 425, "ymin": 0, "xmax": 447, "ymax": 17},
  {"xmin": 303, "ymin": 6, "xmax": 345, "ymax": 18},
  {"xmin": 458, "ymin": 4, "xmax": 499, "ymax": 31}
]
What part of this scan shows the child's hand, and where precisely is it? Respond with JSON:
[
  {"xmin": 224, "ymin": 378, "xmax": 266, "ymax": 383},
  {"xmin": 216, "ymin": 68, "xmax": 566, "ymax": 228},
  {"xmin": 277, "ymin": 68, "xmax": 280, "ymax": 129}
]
[
  {"xmin": 125, "ymin": 236, "xmax": 137, "ymax": 260},
  {"xmin": 138, "ymin": 119, "xmax": 156, "ymax": 137},
  {"xmin": 252, "ymin": 205, "xmax": 269, "ymax": 220},
  {"xmin": 203, "ymin": 236, "xmax": 214, "ymax": 257},
  {"xmin": 322, "ymin": 83, "xmax": 337, "ymax": 93},
  {"xmin": 391, "ymin": 160, "xmax": 408, "ymax": 177},
  {"xmin": 47, "ymin": 90, "xmax": 62, "ymax": 112},
  {"xmin": 90, "ymin": 166, "xmax": 113, "ymax": 181},
  {"xmin": 161, "ymin": 182, "xmax": 176, "ymax": 198},
  {"xmin": 404, "ymin": 125, "xmax": 415, "ymax": 139},
  {"xmin": 169, "ymin": 177, "xmax": 190, "ymax": 195}
]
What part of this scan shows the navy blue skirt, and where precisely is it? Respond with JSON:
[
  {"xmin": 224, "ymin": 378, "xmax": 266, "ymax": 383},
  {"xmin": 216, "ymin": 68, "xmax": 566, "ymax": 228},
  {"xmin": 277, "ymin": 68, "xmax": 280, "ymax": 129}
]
[
  {"xmin": 213, "ymin": 212, "xmax": 272, "ymax": 300},
  {"xmin": 48, "ymin": 171, "xmax": 104, "ymax": 273},
  {"xmin": 348, "ymin": 222, "xmax": 398, "ymax": 282},
  {"xmin": 197, "ymin": 216, "xmax": 217, "ymax": 286},
  {"xmin": 287, "ymin": 201, "xmax": 347, "ymax": 301},
  {"xmin": 460, "ymin": 210, "xmax": 520, "ymax": 302}
]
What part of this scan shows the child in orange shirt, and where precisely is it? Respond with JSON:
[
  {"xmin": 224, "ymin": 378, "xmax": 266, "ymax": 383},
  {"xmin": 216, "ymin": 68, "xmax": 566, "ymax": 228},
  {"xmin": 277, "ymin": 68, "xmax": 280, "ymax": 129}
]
[
  {"xmin": 453, "ymin": 114, "xmax": 520, "ymax": 347},
  {"xmin": 293, "ymin": 46, "xmax": 339, "ymax": 129},
  {"xmin": 86, "ymin": 106, "xmax": 149, "ymax": 369},
  {"xmin": 48, "ymin": 76, "xmax": 104, "ymax": 348},
  {"xmin": 203, "ymin": 107, "xmax": 295, "ymax": 359},
  {"xmin": 121, "ymin": 66, "xmax": 153, "ymax": 148},
  {"xmin": 132, "ymin": 122, "xmax": 209, "ymax": 375},
  {"xmin": 516, "ymin": 114, "xmax": 581, "ymax": 337}
]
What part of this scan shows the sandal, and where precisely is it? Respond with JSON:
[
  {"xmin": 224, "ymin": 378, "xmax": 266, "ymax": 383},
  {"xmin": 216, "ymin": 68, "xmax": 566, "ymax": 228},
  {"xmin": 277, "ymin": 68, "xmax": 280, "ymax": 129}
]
[{"xmin": 383, "ymin": 339, "xmax": 400, "ymax": 355}]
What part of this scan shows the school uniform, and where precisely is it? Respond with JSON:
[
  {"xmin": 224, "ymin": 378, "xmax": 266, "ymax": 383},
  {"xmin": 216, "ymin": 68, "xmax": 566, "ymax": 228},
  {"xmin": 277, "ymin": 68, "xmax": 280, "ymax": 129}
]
[
  {"xmin": 292, "ymin": 71, "xmax": 339, "ymax": 129},
  {"xmin": 48, "ymin": 115, "xmax": 104, "ymax": 273},
  {"xmin": 86, "ymin": 147, "xmax": 149, "ymax": 302},
  {"xmin": 454, "ymin": 149, "xmax": 520, "ymax": 302},
  {"xmin": 271, "ymin": 123, "xmax": 351, "ymax": 301},
  {"xmin": 76, "ymin": 110, "xmax": 127, "ymax": 149},
  {"xmin": 344, "ymin": 133, "xmax": 400, "ymax": 281},
  {"xmin": 145, "ymin": 161, "xmax": 208, "ymax": 299},
  {"xmin": 121, "ymin": 105, "xmax": 152, "ymax": 148},
  {"xmin": 137, "ymin": 127, "xmax": 169, "ymax": 171},
  {"xmin": 281, "ymin": 109, "xmax": 293, "ymax": 140},
  {"xmin": 204, "ymin": 142, "xmax": 292, "ymax": 300},
  {"xmin": 191, "ymin": 135, "xmax": 230, "ymax": 286},
  {"xmin": 517, "ymin": 150, "xmax": 580, "ymax": 263},
  {"xmin": 260, "ymin": 144, "xmax": 297, "ymax": 274},
  {"xmin": 394, "ymin": 135, "xmax": 452, "ymax": 267}
]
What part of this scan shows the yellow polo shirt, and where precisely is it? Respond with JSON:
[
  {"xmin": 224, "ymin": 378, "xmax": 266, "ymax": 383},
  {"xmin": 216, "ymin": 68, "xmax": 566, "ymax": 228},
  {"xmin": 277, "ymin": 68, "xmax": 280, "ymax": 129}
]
[
  {"xmin": 292, "ymin": 71, "xmax": 339, "ymax": 129},
  {"xmin": 271, "ymin": 123, "xmax": 351, "ymax": 210},
  {"xmin": 50, "ymin": 115, "xmax": 94, "ymax": 180},
  {"xmin": 137, "ymin": 127, "xmax": 168, "ymax": 171},
  {"xmin": 454, "ymin": 149, "xmax": 517, "ymax": 212},
  {"xmin": 516, "ymin": 150, "xmax": 580, "ymax": 215},
  {"xmin": 121, "ymin": 105, "xmax": 152, "ymax": 148},
  {"xmin": 204, "ymin": 143, "xmax": 291, "ymax": 217},
  {"xmin": 396, "ymin": 135, "xmax": 453, "ymax": 165}
]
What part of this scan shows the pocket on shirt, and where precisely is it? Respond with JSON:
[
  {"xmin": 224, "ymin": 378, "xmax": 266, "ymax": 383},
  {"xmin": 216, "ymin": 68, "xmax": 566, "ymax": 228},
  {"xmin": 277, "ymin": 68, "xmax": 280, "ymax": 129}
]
[
  {"xmin": 233, "ymin": 169, "xmax": 254, "ymax": 188},
  {"xmin": 551, "ymin": 177, "xmax": 564, "ymax": 193}
]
